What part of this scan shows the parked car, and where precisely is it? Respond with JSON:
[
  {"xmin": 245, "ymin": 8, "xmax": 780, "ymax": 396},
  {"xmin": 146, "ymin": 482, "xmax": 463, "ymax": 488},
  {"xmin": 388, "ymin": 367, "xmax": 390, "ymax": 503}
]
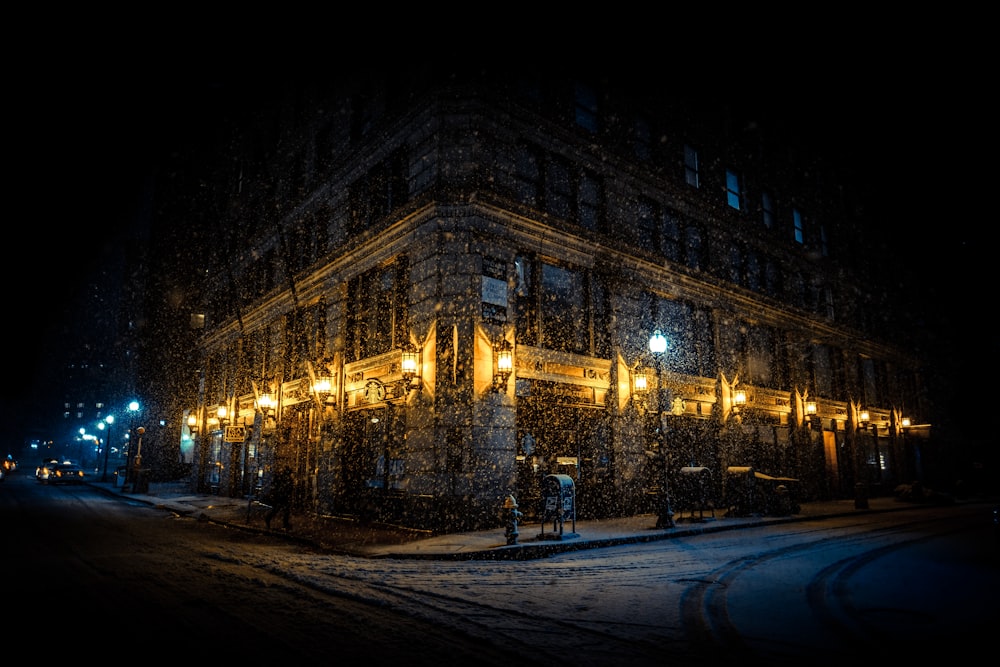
[{"xmin": 35, "ymin": 460, "xmax": 86, "ymax": 484}]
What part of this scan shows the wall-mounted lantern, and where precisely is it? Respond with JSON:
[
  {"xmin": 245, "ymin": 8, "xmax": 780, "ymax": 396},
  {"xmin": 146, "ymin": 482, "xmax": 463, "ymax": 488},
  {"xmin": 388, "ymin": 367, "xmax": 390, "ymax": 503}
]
[
  {"xmin": 805, "ymin": 400, "xmax": 817, "ymax": 416},
  {"xmin": 400, "ymin": 342, "xmax": 421, "ymax": 393},
  {"xmin": 257, "ymin": 392, "xmax": 275, "ymax": 415},
  {"xmin": 210, "ymin": 406, "xmax": 228, "ymax": 431},
  {"xmin": 493, "ymin": 339, "xmax": 513, "ymax": 392},
  {"xmin": 632, "ymin": 368, "xmax": 648, "ymax": 394}
]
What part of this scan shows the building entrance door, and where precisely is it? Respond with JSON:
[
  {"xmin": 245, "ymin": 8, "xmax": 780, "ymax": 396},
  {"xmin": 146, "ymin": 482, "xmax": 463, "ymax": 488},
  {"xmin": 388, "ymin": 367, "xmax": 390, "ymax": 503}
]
[{"xmin": 515, "ymin": 401, "xmax": 610, "ymax": 519}]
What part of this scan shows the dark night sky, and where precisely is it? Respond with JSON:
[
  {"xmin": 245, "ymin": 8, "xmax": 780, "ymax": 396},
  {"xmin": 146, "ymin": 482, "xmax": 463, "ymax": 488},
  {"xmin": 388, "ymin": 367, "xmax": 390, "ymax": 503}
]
[{"xmin": 4, "ymin": 58, "xmax": 988, "ymax": 447}]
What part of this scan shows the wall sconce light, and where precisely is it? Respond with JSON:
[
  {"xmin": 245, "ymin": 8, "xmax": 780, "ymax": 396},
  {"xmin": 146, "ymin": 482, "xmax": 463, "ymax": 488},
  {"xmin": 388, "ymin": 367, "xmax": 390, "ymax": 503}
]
[
  {"xmin": 901, "ymin": 416, "xmax": 911, "ymax": 428},
  {"xmin": 217, "ymin": 406, "xmax": 229, "ymax": 429},
  {"xmin": 632, "ymin": 369, "xmax": 648, "ymax": 394},
  {"xmin": 312, "ymin": 376, "xmax": 334, "ymax": 403},
  {"xmin": 733, "ymin": 390, "xmax": 747, "ymax": 409},
  {"xmin": 401, "ymin": 344, "xmax": 418, "ymax": 380},
  {"xmin": 257, "ymin": 392, "xmax": 275, "ymax": 413},
  {"xmin": 632, "ymin": 367, "xmax": 649, "ymax": 414},
  {"xmin": 186, "ymin": 413, "xmax": 199, "ymax": 435},
  {"xmin": 805, "ymin": 400, "xmax": 817, "ymax": 416},
  {"xmin": 859, "ymin": 409, "xmax": 870, "ymax": 426},
  {"xmin": 400, "ymin": 342, "xmax": 421, "ymax": 393},
  {"xmin": 493, "ymin": 339, "xmax": 513, "ymax": 391}
]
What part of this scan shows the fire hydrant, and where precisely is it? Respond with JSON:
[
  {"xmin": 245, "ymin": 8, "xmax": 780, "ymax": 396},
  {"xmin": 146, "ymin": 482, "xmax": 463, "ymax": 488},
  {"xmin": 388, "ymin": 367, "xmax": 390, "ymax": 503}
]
[{"xmin": 503, "ymin": 495, "xmax": 523, "ymax": 545}]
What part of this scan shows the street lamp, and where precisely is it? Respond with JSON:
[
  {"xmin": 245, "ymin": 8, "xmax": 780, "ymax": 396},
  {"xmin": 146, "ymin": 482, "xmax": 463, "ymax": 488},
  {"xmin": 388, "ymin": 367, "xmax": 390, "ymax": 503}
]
[
  {"xmin": 125, "ymin": 401, "xmax": 140, "ymax": 484},
  {"xmin": 648, "ymin": 330, "xmax": 675, "ymax": 529},
  {"xmin": 100, "ymin": 415, "xmax": 114, "ymax": 482}
]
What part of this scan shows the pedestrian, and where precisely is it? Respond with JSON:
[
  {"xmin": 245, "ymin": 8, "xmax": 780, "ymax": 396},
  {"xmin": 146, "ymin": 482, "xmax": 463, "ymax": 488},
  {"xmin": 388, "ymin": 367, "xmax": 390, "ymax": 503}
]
[{"xmin": 266, "ymin": 466, "xmax": 293, "ymax": 530}]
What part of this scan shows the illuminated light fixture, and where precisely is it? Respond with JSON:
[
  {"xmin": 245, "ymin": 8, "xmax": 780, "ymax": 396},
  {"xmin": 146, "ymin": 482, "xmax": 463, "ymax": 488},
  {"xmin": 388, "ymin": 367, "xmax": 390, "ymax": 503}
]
[
  {"xmin": 633, "ymin": 370, "xmax": 648, "ymax": 393},
  {"xmin": 257, "ymin": 392, "xmax": 275, "ymax": 414},
  {"xmin": 805, "ymin": 400, "xmax": 817, "ymax": 415},
  {"xmin": 901, "ymin": 416, "xmax": 911, "ymax": 428},
  {"xmin": 733, "ymin": 390, "xmax": 747, "ymax": 407},
  {"xmin": 216, "ymin": 406, "xmax": 229, "ymax": 430},
  {"xmin": 400, "ymin": 342, "xmax": 422, "ymax": 394},
  {"xmin": 648, "ymin": 329, "xmax": 667, "ymax": 356},
  {"xmin": 647, "ymin": 329, "xmax": 674, "ymax": 529},
  {"xmin": 401, "ymin": 343, "xmax": 419, "ymax": 381},
  {"xmin": 859, "ymin": 409, "xmax": 870, "ymax": 425},
  {"xmin": 493, "ymin": 339, "xmax": 513, "ymax": 391},
  {"xmin": 313, "ymin": 377, "xmax": 333, "ymax": 395}
]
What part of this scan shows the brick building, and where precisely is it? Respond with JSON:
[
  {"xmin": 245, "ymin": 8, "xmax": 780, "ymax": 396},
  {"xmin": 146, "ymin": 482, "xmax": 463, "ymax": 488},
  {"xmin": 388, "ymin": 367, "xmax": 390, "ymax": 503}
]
[{"xmin": 156, "ymin": 69, "xmax": 929, "ymax": 532}]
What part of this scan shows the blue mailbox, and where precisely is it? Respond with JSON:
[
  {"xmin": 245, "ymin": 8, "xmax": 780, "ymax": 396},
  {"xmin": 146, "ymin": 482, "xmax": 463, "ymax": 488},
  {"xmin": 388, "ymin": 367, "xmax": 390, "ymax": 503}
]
[{"xmin": 540, "ymin": 473, "xmax": 577, "ymax": 538}]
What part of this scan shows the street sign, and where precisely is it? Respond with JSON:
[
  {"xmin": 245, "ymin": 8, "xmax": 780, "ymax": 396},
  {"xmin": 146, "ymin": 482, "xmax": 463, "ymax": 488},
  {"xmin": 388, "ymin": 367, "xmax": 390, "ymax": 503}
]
[{"xmin": 224, "ymin": 426, "xmax": 247, "ymax": 442}]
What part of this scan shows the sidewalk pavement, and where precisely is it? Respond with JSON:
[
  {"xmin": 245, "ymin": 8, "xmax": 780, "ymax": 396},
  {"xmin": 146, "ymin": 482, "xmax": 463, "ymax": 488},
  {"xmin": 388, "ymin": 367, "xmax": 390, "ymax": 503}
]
[{"xmin": 88, "ymin": 480, "xmax": 942, "ymax": 561}]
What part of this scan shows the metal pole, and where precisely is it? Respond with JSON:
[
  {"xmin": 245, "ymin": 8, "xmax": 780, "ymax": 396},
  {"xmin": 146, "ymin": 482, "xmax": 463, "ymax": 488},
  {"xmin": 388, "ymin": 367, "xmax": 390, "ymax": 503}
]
[
  {"xmin": 125, "ymin": 419, "xmax": 134, "ymax": 485},
  {"xmin": 655, "ymin": 355, "xmax": 675, "ymax": 529},
  {"xmin": 101, "ymin": 421, "xmax": 111, "ymax": 482}
]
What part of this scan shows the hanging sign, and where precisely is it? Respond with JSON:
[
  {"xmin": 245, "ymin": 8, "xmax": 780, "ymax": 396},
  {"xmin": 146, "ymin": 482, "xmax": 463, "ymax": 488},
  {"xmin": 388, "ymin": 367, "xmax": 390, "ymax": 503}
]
[
  {"xmin": 482, "ymin": 256, "xmax": 507, "ymax": 323},
  {"xmin": 224, "ymin": 426, "xmax": 247, "ymax": 442}
]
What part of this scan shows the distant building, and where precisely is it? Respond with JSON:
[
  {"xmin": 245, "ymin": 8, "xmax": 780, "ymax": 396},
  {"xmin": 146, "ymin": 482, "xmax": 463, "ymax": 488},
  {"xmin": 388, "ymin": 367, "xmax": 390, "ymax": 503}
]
[{"xmin": 151, "ymin": 69, "xmax": 931, "ymax": 531}]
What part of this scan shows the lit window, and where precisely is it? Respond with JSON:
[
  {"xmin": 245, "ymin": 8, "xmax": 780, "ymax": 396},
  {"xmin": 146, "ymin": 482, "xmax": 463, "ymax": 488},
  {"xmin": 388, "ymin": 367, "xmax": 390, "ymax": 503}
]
[{"xmin": 726, "ymin": 169, "xmax": 743, "ymax": 210}]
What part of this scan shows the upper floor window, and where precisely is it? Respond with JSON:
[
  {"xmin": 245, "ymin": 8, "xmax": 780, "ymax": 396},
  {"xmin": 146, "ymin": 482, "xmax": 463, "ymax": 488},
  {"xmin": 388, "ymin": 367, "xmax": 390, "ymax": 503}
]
[
  {"xmin": 647, "ymin": 295, "xmax": 716, "ymax": 377},
  {"xmin": 792, "ymin": 208, "xmax": 805, "ymax": 244},
  {"xmin": 633, "ymin": 114, "xmax": 652, "ymax": 161},
  {"xmin": 574, "ymin": 82, "xmax": 599, "ymax": 133},
  {"xmin": 684, "ymin": 144, "xmax": 700, "ymax": 188},
  {"xmin": 761, "ymin": 190, "xmax": 775, "ymax": 228},
  {"xmin": 725, "ymin": 169, "xmax": 743, "ymax": 210},
  {"xmin": 545, "ymin": 156, "xmax": 573, "ymax": 220},
  {"xmin": 661, "ymin": 211, "xmax": 682, "ymax": 263},
  {"xmin": 285, "ymin": 300, "xmax": 327, "ymax": 373},
  {"xmin": 744, "ymin": 250, "xmax": 761, "ymax": 292},
  {"xmin": 684, "ymin": 223, "xmax": 705, "ymax": 271},
  {"xmin": 345, "ymin": 258, "xmax": 409, "ymax": 363},
  {"xmin": 514, "ymin": 257, "xmax": 609, "ymax": 356},
  {"xmin": 636, "ymin": 196, "xmax": 659, "ymax": 251},
  {"xmin": 811, "ymin": 343, "xmax": 834, "ymax": 398},
  {"xmin": 513, "ymin": 143, "xmax": 542, "ymax": 208},
  {"xmin": 577, "ymin": 169, "xmax": 604, "ymax": 231},
  {"xmin": 818, "ymin": 224, "xmax": 829, "ymax": 257},
  {"xmin": 511, "ymin": 143, "xmax": 604, "ymax": 230},
  {"xmin": 347, "ymin": 148, "xmax": 409, "ymax": 235}
]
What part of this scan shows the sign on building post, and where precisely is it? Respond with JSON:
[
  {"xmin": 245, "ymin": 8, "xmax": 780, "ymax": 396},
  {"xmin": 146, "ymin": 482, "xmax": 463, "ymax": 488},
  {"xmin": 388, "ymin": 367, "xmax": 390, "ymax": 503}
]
[{"xmin": 224, "ymin": 426, "xmax": 247, "ymax": 443}]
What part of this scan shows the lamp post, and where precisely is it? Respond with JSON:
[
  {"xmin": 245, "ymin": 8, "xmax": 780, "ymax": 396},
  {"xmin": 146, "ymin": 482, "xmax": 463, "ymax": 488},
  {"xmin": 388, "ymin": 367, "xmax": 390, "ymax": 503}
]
[
  {"xmin": 649, "ymin": 330, "xmax": 675, "ymax": 529},
  {"xmin": 125, "ymin": 401, "xmax": 140, "ymax": 485},
  {"xmin": 100, "ymin": 415, "xmax": 114, "ymax": 482},
  {"xmin": 854, "ymin": 408, "xmax": 871, "ymax": 510}
]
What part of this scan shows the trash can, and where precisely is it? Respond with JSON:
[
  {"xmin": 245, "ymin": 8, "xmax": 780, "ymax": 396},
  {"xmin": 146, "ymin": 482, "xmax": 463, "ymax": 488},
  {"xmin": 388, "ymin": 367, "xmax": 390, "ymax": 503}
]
[{"xmin": 114, "ymin": 466, "xmax": 128, "ymax": 489}]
